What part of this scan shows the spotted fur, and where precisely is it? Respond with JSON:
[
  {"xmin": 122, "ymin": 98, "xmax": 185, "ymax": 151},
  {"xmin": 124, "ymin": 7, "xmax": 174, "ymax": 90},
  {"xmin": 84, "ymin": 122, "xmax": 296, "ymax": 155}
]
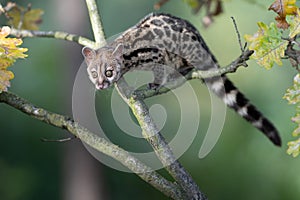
[{"xmin": 82, "ymin": 13, "xmax": 281, "ymax": 146}]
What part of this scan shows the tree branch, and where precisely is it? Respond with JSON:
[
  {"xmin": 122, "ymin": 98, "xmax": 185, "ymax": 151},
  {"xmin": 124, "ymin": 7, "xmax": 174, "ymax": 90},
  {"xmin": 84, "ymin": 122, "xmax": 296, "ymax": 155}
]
[
  {"xmin": 190, "ymin": 49, "xmax": 253, "ymax": 79},
  {"xmin": 284, "ymin": 37, "xmax": 300, "ymax": 72},
  {"xmin": 5, "ymin": 0, "xmax": 241, "ymax": 198},
  {"xmin": 0, "ymin": 91, "xmax": 184, "ymax": 200},
  {"xmin": 10, "ymin": 28, "xmax": 98, "ymax": 49},
  {"xmin": 134, "ymin": 49, "xmax": 254, "ymax": 99},
  {"xmin": 85, "ymin": 0, "xmax": 106, "ymax": 48},
  {"xmin": 116, "ymin": 79, "xmax": 207, "ymax": 200},
  {"xmin": 82, "ymin": 1, "xmax": 207, "ymax": 198}
]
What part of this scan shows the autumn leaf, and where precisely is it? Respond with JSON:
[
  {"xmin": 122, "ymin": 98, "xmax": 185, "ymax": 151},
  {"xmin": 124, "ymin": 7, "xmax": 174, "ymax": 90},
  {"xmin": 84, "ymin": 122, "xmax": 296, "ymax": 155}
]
[
  {"xmin": 291, "ymin": 113, "xmax": 300, "ymax": 136},
  {"xmin": 287, "ymin": 9, "xmax": 300, "ymax": 38},
  {"xmin": 244, "ymin": 22, "xmax": 288, "ymax": 69},
  {"xmin": 287, "ymin": 138, "xmax": 300, "ymax": 157},
  {"xmin": 7, "ymin": 5, "xmax": 43, "ymax": 30},
  {"xmin": 0, "ymin": 26, "xmax": 28, "ymax": 93},
  {"xmin": 284, "ymin": 74, "xmax": 300, "ymax": 157},
  {"xmin": 284, "ymin": 74, "xmax": 300, "ymax": 105},
  {"xmin": 268, "ymin": 0, "xmax": 298, "ymax": 29},
  {"xmin": 0, "ymin": 70, "xmax": 14, "ymax": 92}
]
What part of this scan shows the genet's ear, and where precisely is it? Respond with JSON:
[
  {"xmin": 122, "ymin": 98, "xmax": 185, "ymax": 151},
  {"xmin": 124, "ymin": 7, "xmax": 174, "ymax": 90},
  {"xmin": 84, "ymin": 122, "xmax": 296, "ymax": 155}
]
[
  {"xmin": 112, "ymin": 44, "xmax": 124, "ymax": 59},
  {"xmin": 82, "ymin": 47, "xmax": 96, "ymax": 60}
]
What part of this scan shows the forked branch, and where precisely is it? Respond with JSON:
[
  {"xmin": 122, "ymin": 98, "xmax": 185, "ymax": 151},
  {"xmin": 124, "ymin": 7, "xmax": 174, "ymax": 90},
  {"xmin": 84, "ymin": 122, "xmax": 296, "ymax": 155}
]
[
  {"xmin": 1, "ymin": 0, "xmax": 255, "ymax": 199},
  {"xmin": 0, "ymin": 91, "xmax": 184, "ymax": 200}
]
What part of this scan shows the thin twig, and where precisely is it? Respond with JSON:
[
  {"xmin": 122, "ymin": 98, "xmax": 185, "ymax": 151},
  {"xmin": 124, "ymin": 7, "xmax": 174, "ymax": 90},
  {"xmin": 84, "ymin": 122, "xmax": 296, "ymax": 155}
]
[
  {"xmin": 0, "ymin": 91, "xmax": 184, "ymax": 200},
  {"xmin": 231, "ymin": 16, "xmax": 244, "ymax": 52},
  {"xmin": 10, "ymin": 28, "xmax": 97, "ymax": 49},
  {"xmin": 85, "ymin": 0, "xmax": 106, "ymax": 48}
]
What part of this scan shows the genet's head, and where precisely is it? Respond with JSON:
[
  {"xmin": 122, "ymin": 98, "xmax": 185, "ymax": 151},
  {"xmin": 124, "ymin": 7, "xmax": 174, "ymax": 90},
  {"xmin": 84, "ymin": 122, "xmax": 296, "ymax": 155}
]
[{"xmin": 82, "ymin": 44, "xmax": 124, "ymax": 90}]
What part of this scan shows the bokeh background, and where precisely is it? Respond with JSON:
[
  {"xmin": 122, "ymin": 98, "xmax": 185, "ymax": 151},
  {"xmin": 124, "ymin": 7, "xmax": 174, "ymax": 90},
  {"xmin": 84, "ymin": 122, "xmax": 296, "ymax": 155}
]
[{"xmin": 1, "ymin": 0, "xmax": 300, "ymax": 199}]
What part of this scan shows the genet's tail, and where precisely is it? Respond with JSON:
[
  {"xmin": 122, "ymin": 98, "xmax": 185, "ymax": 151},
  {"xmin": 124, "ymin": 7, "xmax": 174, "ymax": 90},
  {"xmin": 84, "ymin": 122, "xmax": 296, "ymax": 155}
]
[{"xmin": 204, "ymin": 75, "xmax": 281, "ymax": 146}]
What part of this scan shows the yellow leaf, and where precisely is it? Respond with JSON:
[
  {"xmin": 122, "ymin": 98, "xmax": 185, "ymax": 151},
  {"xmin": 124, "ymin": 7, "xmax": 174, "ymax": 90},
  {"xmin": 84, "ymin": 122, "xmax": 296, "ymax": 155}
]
[
  {"xmin": 0, "ymin": 26, "xmax": 28, "ymax": 93},
  {"xmin": 268, "ymin": 0, "xmax": 298, "ymax": 29},
  {"xmin": 0, "ymin": 57, "xmax": 14, "ymax": 69},
  {"xmin": 285, "ymin": 0, "xmax": 298, "ymax": 15},
  {"xmin": 287, "ymin": 138, "xmax": 300, "ymax": 157},
  {"xmin": 288, "ymin": 9, "xmax": 300, "ymax": 38},
  {"xmin": 0, "ymin": 69, "xmax": 14, "ymax": 92}
]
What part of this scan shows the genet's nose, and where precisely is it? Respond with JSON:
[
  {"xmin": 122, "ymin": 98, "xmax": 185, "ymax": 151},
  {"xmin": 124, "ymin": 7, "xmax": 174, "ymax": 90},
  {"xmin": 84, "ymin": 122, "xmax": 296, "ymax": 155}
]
[{"xmin": 96, "ymin": 82, "xmax": 104, "ymax": 90}]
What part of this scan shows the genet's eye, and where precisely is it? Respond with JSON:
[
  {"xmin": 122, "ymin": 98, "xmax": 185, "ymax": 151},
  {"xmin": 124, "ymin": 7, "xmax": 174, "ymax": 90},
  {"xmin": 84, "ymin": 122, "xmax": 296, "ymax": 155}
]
[
  {"xmin": 91, "ymin": 71, "xmax": 98, "ymax": 78},
  {"xmin": 105, "ymin": 70, "xmax": 113, "ymax": 78}
]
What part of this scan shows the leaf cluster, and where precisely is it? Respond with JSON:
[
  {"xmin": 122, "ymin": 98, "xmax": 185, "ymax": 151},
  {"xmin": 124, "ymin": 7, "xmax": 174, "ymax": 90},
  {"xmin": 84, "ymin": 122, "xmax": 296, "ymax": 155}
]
[
  {"xmin": 0, "ymin": 26, "xmax": 27, "ymax": 93},
  {"xmin": 284, "ymin": 74, "xmax": 300, "ymax": 157},
  {"xmin": 244, "ymin": 22, "xmax": 288, "ymax": 69},
  {"xmin": 244, "ymin": 4, "xmax": 300, "ymax": 69},
  {"xmin": 6, "ymin": 4, "xmax": 43, "ymax": 30},
  {"xmin": 245, "ymin": 0, "xmax": 300, "ymax": 157},
  {"xmin": 0, "ymin": 2, "xmax": 43, "ymax": 93}
]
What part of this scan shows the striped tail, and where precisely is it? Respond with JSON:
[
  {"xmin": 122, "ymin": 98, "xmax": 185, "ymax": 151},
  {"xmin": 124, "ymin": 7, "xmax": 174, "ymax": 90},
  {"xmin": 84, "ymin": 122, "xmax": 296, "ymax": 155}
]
[{"xmin": 204, "ymin": 75, "xmax": 281, "ymax": 146}]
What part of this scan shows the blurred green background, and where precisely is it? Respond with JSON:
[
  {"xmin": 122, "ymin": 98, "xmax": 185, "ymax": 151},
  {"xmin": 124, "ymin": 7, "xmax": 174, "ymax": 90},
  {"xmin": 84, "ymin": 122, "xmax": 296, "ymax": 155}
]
[{"xmin": 1, "ymin": 0, "xmax": 300, "ymax": 199}]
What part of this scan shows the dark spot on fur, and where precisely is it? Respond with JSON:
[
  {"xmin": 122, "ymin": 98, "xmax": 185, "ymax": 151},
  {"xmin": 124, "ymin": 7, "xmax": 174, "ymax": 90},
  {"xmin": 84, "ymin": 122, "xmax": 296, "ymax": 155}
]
[
  {"xmin": 183, "ymin": 34, "xmax": 189, "ymax": 42},
  {"xmin": 186, "ymin": 44, "xmax": 193, "ymax": 51},
  {"xmin": 163, "ymin": 40, "xmax": 172, "ymax": 49},
  {"xmin": 145, "ymin": 59, "xmax": 153, "ymax": 63},
  {"xmin": 162, "ymin": 17, "xmax": 175, "ymax": 24},
  {"xmin": 171, "ymin": 24, "xmax": 180, "ymax": 32},
  {"xmin": 236, "ymin": 92, "xmax": 248, "ymax": 107},
  {"xmin": 157, "ymin": 43, "xmax": 164, "ymax": 48},
  {"xmin": 142, "ymin": 31, "xmax": 155, "ymax": 40},
  {"xmin": 165, "ymin": 28, "xmax": 171, "ymax": 37},
  {"xmin": 134, "ymin": 28, "xmax": 143, "ymax": 37},
  {"xmin": 153, "ymin": 28, "xmax": 164, "ymax": 38},
  {"xmin": 224, "ymin": 79, "xmax": 236, "ymax": 93},
  {"xmin": 153, "ymin": 48, "xmax": 159, "ymax": 53},
  {"xmin": 172, "ymin": 33, "xmax": 177, "ymax": 41},
  {"xmin": 150, "ymin": 19, "xmax": 164, "ymax": 26}
]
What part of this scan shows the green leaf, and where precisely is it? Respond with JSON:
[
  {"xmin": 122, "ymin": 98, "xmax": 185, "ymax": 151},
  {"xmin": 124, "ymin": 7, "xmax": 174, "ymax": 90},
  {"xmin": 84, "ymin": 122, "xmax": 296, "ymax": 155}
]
[{"xmin": 244, "ymin": 22, "xmax": 288, "ymax": 69}]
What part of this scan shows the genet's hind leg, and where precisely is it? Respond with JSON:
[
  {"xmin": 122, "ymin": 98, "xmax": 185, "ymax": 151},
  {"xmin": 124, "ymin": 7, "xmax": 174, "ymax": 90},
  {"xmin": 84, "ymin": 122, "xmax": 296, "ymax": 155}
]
[
  {"xmin": 147, "ymin": 65, "xmax": 165, "ymax": 90},
  {"xmin": 150, "ymin": 66, "xmax": 192, "ymax": 90}
]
